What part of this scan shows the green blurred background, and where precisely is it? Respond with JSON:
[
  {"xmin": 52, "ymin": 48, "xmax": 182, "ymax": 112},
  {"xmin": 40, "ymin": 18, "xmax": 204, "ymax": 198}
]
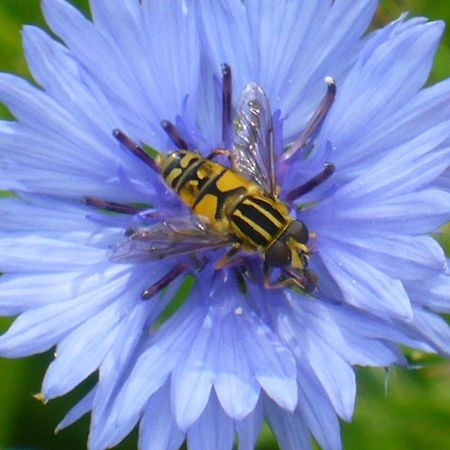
[{"xmin": 0, "ymin": 1, "xmax": 449, "ymax": 449}]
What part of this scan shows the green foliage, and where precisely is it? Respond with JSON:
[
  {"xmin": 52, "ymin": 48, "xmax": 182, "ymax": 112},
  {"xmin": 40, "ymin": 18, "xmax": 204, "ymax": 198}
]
[{"xmin": 0, "ymin": 1, "xmax": 449, "ymax": 449}]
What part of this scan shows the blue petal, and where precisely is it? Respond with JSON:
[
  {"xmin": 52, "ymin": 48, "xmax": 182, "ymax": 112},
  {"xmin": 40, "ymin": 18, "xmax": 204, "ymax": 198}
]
[
  {"xmin": 409, "ymin": 308, "xmax": 450, "ymax": 356},
  {"xmin": 139, "ymin": 382, "xmax": 185, "ymax": 450},
  {"xmin": 88, "ymin": 297, "xmax": 167, "ymax": 449},
  {"xmin": 187, "ymin": 393, "xmax": 234, "ymax": 450},
  {"xmin": 297, "ymin": 363, "xmax": 342, "ymax": 450},
  {"xmin": 286, "ymin": 297, "xmax": 406, "ymax": 367},
  {"xmin": 405, "ymin": 271, "xmax": 450, "ymax": 313},
  {"xmin": 264, "ymin": 396, "xmax": 312, "ymax": 450},
  {"xmin": 235, "ymin": 399, "xmax": 263, "ymax": 450},
  {"xmin": 0, "ymin": 266, "xmax": 130, "ymax": 357},
  {"xmin": 320, "ymin": 18, "xmax": 445, "ymax": 169},
  {"xmin": 42, "ymin": 0, "xmax": 200, "ymax": 150},
  {"xmin": 0, "ymin": 235, "xmax": 106, "ymax": 272},
  {"xmin": 56, "ymin": 388, "xmax": 95, "ymax": 432},
  {"xmin": 213, "ymin": 314, "xmax": 261, "ymax": 420},
  {"xmin": 42, "ymin": 300, "xmax": 124, "ymax": 400},
  {"xmin": 238, "ymin": 307, "xmax": 298, "ymax": 412},
  {"xmin": 301, "ymin": 335, "xmax": 355, "ymax": 421},
  {"xmin": 306, "ymin": 189, "xmax": 450, "ymax": 235},
  {"xmin": 92, "ymin": 298, "xmax": 209, "ymax": 445},
  {"xmin": 199, "ymin": 0, "xmax": 377, "ymax": 142},
  {"xmin": 274, "ymin": 298, "xmax": 356, "ymax": 421},
  {"xmin": 319, "ymin": 246, "xmax": 413, "ymax": 320},
  {"xmin": 323, "ymin": 233, "xmax": 446, "ymax": 281}
]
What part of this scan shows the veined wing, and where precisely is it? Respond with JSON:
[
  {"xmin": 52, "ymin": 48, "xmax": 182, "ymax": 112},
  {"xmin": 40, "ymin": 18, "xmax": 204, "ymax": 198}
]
[
  {"xmin": 232, "ymin": 82, "xmax": 276, "ymax": 196},
  {"xmin": 108, "ymin": 215, "xmax": 231, "ymax": 263}
]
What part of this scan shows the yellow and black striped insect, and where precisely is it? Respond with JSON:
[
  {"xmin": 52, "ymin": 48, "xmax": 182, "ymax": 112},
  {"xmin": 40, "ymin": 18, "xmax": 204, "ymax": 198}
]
[{"xmin": 101, "ymin": 66, "xmax": 336, "ymax": 298}]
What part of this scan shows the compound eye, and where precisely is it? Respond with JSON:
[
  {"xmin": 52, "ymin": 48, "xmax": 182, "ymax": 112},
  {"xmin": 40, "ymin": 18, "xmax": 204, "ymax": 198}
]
[
  {"xmin": 286, "ymin": 220, "xmax": 309, "ymax": 244},
  {"xmin": 265, "ymin": 240, "xmax": 291, "ymax": 267}
]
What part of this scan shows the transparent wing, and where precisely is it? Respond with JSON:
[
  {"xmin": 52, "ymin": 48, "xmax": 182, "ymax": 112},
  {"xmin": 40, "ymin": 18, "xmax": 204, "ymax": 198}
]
[
  {"xmin": 232, "ymin": 82, "xmax": 276, "ymax": 196},
  {"xmin": 109, "ymin": 215, "xmax": 231, "ymax": 263}
]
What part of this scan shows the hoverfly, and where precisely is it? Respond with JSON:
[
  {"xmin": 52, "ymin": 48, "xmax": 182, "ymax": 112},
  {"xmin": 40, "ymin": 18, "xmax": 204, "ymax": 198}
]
[{"xmin": 92, "ymin": 66, "xmax": 336, "ymax": 299}]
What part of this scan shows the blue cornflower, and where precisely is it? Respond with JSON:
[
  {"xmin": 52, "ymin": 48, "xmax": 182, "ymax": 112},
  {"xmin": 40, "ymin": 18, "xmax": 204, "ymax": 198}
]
[{"xmin": 0, "ymin": 1, "xmax": 449, "ymax": 450}]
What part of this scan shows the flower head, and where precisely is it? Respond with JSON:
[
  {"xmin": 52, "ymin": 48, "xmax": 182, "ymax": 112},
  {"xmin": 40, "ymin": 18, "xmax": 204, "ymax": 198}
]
[{"xmin": 0, "ymin": 1, "xmax": 449, "ymax": 450}]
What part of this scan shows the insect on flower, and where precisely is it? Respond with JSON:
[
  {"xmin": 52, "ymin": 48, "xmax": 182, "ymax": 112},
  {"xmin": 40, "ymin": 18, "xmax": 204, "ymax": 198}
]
[{"xmin": 86, "ymin": 65, "xmax": 337, "ymax": 299}]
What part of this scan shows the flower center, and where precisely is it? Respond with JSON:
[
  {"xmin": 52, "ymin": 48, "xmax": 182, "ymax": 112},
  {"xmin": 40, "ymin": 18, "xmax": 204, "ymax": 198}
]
[{"xmin": 83, "ymin": 65, "xmax": 337, "ymax": 300}]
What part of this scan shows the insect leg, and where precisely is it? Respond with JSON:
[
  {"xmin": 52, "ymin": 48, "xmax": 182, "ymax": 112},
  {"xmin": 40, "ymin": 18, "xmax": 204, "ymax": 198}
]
[
  {"xmin": 206, "ymin": 148, "xmax": 233, "ymax": 164},
  {"xmin": 263, "ymin": 262, "xmax": 317, "ymax": 292},
  {"xmin": 221, "ymin": 63, "xmax": 233, "ymax": 147},
  {"xmin": 284, "ymin": 162, "xmax": 335, "ymax": 202},
  {"xmin": 214, "ymin": 242, "xmax": 241, "ymax": 270},
  {"xmin": 282, "ymin": 77, "xmax": 336, "ymax": 163},
  {"xmin": 141, "ymin": 263, "xmax": 187, "ymax": 300},
  {"xmin": 83, "ymin": 196, "xmax": 145, "ymax": 215},
  {"xmin": 113, "ymin": 129, "xmax": 159, "ymax": 173},
  {"xmin": 263, "ymin": 262, "xmax": 304, "ymax": 290}
]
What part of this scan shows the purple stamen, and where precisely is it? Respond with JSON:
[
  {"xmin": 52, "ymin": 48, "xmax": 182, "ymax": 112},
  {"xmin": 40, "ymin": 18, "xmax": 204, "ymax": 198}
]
[
  {"xmin": 221, "ymin": 63, "xmax": 233, "ymax": 146},
  {"xmin": 141, "ymin": 263, "xmax": 187, "ymax": 300},
  {"xmin": 83, "ymin": 196, "xmax": 145, "ymax": 215},
  {"xmin": 285, "ymin": 162, "xmax": 335, "ymax": 202},
  {"xmin": 282, "ymin": 77, "xmax": 336, "ymax": 163},
  {"xmin": 113, "ymin": 129, "xmax": 159, "ymax": 173},
  {"xmin": 161, "ymin": 120, "xmax": 189, "ymax": 149}
]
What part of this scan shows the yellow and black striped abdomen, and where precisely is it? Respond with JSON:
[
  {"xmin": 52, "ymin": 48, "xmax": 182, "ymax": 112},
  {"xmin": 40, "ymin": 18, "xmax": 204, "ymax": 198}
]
[
  {"xmin": 159, "ymin": 150, "xmax": 292, "ymax": 251},
  {"xmin": 230, "ymin": 195, "xmax": 290, "ymax": 251}
]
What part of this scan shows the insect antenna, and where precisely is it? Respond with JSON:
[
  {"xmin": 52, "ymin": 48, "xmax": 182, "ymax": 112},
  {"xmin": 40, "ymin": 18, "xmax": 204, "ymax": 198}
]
[
  {"xmin": 221, "ymin": 63, "xmax": 233, "ymax": 147},
  {"xmin": 113, "ymin": 129, "xmax": 159, "ymax": 173},
  {"xmin": 141, "ymin": 263, "xmax": 187, "ymax": 300},
  {"xmin": 284, "ymin": 162, "xmax": 335, "ymax": 202},
  {"xmin": 161, "ymin": 120, "xmax": 189, "ymax": 149},
  {"xmin": 282, "ymin": 77, "xmax": 336, "ymax": 163}
]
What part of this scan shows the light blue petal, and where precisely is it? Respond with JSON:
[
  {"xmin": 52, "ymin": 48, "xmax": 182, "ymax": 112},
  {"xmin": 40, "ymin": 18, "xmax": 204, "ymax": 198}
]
[
  {"xmin": 235, "ymin": 399, "xmax": 263, "ymax": 450},
  {"xmin": 0, "ymin": 271, "xmax": 89, "ymax": 315},
  {"xmin": 22, "ymin": 25, "xmax": 151, "ymax": 177},
  {"xmin": 285, "ymin": 296, "xmax": 405, "ymax": 368},
  {"xmin": 199, "ymin": 0, "xmax": 377, "ymax": 142},
  {"xmin": 88, "ymin": 298, "xmax": 164, "ymax": 449},
  {"xmin": 409, "ymin": 308, "xmax": 450, "ymax": 356},
  {"xmin": 213, "ymin": 313, "xmax": 261, "ymax": 420},
  {"xmin": 304, "ymin": 342, "xmax": 355, "ymax": 421},
  {"xmin": 0, "ymin": 235, "xmax": 105, "ymax": 272},
  {"xmin": 321, "ymin": 18, "xmax": 445, "ymax": 169},
  {"xmin": 172, "ymin": 287, "xmax": 261, "ymax": 427},
  {"xmin": 297, "ymin": 363, "xmax": 342, "ymax": 450},
  {"xmin": 171, "ymin": 365, "xmax": 214, "ymax": 431},
  {"xmin": 42, "ymin": 300, "xmax": 124, "ymax": 399},
  {"xmin": 0, "ymin": 121, "xmax": 148, "ymax": 202},
  {"xmin": 42, "ymin": 0, "xmax": 200, "ymax": 150},
  {"xmin": 239, "ymin": 308, "xmax": 298, "ymax": 412},
  {"xmin": 0, "ymin": 266, "xmax": 130, "ymax": 357},
  {"xmin": 56, "ymin": 388, "xmax": 95, "ymax": 432},
  {"xmin": 334, "ymin": 78, "xmax": 450, "ymax": 172},
  {"xmin": 323, "ymin": 234, "xmax": 446, "ymax": 281},
  {"xmin": 306, "ymin": 189, "xmax": 450, "ymax": 235},
  {"xmin": 92, "ymin": 299, "xmax": 208, "ymax": 447},
  {"xmin": 405, "ymin": 272, "xmax": 450, "ymax": 313},
  {"xmin": 264, "ymin": 396, "xmax": 312, "ymax": 450},
  {"xmin": 139, "ymin": 382, "xmax": 185, "ymax": 450},
  {"xmin": 0, "ymin": 195, "xmax": 124, "ymax": 250},
  {"xmin": 327, "ymin": 123, "xmax": 450, "ymax": 201},
  {"xmin": 319, "ymin": 246, "xmax": 413, "ymax": 320},
  {"xmin": 278, "ymin": 305, "xmax": 355, "ymax": 421},
  {"xmin": 187, "ymin": 393, "xmax": 234, "ymax": 450}
]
